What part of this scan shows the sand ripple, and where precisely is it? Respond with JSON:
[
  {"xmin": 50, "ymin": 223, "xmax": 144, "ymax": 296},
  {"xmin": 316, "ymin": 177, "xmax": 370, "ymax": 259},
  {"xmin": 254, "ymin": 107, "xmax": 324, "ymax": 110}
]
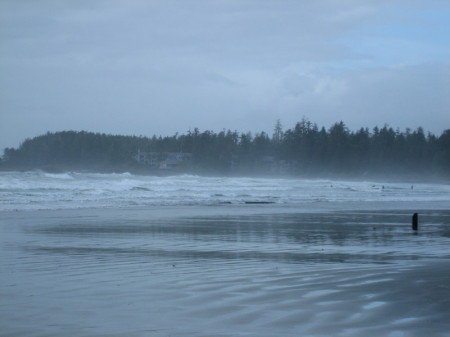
[{"xmin": 1, "ymin": 207, "xmax": 450, "ymax": 336}]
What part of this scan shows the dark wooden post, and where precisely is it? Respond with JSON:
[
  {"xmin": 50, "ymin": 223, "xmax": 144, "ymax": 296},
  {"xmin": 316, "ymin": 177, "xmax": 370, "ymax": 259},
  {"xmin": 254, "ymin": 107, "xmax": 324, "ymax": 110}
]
[{"xmin": 412, "ymin": 213, "xmax": 418, "ymax": 231}]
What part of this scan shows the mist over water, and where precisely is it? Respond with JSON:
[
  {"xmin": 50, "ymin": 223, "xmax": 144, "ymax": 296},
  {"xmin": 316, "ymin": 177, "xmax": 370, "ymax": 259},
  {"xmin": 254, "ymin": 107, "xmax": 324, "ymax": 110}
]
[{"xmin": 1, "ymin": 171, "xmax": 449, "ymax": 211}]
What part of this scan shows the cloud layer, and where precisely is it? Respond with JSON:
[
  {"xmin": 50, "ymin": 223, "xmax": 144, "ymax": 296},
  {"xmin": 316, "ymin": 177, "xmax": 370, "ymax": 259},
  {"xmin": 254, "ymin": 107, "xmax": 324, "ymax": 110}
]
[{"xmin": 1, "ymin": 0, "xmax": 449, "ymax": 149}]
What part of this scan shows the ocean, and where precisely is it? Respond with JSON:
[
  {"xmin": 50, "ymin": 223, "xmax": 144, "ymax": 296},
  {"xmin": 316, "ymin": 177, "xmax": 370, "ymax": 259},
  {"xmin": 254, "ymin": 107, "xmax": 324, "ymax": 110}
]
[
  {"xmin": 1, "ymin": 171, "xmax": 450, "ymax": 336},
  {"xmin": 1, "ymin": 170, "xmax": 450, "ymax": 211}
]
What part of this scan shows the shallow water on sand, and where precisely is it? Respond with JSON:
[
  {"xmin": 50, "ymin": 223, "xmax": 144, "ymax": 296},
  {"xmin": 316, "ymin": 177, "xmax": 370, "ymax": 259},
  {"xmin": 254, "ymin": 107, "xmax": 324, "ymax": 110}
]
[{"xmin": 1, "ymin": 206, "xmax": 450, "ymax": 337}]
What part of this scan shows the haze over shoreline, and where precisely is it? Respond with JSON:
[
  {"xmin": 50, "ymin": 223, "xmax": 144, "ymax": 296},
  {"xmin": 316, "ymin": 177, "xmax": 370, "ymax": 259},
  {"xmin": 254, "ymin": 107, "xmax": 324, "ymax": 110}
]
[{"xmin": 2, "ymin": 119, "xmax": 449, "ymax": 182}]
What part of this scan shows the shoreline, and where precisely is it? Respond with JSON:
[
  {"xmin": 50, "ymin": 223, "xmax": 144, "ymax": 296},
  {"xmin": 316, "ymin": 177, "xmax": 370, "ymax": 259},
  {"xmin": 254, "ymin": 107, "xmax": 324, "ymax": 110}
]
[
  {"xmin": 1, "ymin": 166, "xmax": 449, "ymax": 184},
  {"xmin": 1, "ymin": 200, "xmax": 450, "ymax": 218}
]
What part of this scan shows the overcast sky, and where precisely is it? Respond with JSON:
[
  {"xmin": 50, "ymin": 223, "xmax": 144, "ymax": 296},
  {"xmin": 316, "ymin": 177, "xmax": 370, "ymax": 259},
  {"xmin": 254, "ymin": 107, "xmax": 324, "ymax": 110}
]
[{"xmin": 1, "ymin": 0, "xmax": 450, "ymax": 150}]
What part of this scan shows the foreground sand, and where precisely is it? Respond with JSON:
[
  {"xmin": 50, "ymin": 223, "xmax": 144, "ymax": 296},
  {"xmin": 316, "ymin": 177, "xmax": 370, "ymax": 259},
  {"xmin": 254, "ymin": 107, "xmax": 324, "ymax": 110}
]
[{"xmin": 1, "ymin": 205, "xmax": 449, "ymax": 336}]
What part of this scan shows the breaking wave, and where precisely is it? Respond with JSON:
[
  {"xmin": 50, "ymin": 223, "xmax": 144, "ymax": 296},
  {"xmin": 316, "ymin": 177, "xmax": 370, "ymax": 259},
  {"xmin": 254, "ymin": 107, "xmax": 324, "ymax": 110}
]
[{"xmin": 0, "ymin": 171, "xmax": 449, "ymax": 211}]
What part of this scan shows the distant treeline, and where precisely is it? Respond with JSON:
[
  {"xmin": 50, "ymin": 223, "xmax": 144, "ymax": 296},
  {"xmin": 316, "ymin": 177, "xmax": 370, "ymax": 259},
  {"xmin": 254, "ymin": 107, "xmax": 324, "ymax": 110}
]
[{"xmin": 2, "ymin": 119, "xmax": 449, "ymax": 179}]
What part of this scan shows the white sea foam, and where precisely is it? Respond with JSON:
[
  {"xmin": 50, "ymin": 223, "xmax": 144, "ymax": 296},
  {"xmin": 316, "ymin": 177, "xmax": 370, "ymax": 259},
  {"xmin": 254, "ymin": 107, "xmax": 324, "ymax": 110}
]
[
  {"xmin": 43, "ymin": 172, "xmax": 75, "ymax": 180},
  {"xmin": 0, "ymin": 171, "xmax": 449, "ymax": 211}
]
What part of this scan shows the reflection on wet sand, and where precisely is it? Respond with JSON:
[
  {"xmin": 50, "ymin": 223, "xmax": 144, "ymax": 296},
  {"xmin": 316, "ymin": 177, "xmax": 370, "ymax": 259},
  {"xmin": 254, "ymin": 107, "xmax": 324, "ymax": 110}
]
[{"xmin": 1, "ymin": 208, "xmax": 449, "ymax": 337}]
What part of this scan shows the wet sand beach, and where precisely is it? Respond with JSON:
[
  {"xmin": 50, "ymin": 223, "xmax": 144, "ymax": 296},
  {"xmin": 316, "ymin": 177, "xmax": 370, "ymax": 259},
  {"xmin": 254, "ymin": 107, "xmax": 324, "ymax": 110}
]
[{"xmin": 1, "ymin": 205, "xmax": 450, "ymax": 337}]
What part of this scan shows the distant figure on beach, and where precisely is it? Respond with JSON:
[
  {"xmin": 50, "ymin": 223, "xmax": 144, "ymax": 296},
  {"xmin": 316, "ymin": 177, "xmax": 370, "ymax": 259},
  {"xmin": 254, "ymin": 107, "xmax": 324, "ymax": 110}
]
[{"xmin": 412, "ymin": 213, "xmax": 418, "ymax": 231}]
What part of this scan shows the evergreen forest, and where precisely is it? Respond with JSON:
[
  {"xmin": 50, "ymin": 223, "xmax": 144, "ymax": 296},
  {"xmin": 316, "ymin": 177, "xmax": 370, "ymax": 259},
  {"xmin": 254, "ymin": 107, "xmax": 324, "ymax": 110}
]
[{"xmin": 2, "ymin": 119, "xmax": 449, "ymax": 180}]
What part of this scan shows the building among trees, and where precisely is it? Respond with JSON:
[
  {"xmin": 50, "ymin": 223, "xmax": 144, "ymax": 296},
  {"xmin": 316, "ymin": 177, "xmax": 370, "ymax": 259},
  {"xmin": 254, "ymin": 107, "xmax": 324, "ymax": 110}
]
[{"xmin": 1, "ymin": 119, "xmax": 449, "ymax": 180}]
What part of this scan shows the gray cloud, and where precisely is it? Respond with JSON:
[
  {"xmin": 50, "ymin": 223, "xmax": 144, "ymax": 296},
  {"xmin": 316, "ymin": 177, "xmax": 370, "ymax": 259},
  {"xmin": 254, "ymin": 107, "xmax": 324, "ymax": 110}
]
[{"xmin": 1, "ymin": 0, "xmax": 449, "ymax": 150}]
